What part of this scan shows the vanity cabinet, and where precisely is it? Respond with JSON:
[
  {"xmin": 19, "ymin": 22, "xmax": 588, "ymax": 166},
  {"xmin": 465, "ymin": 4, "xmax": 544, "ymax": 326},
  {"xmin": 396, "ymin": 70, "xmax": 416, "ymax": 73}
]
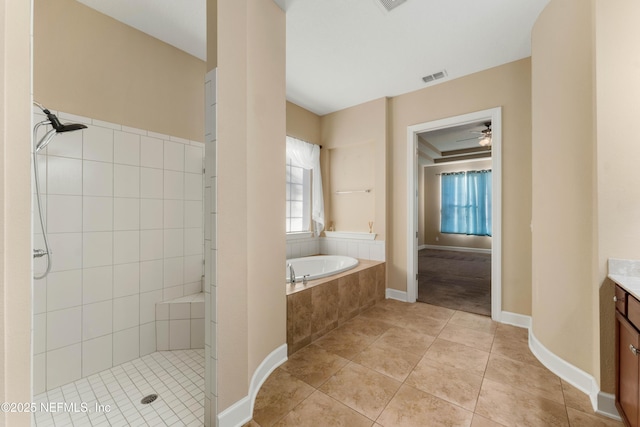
[{"xmin": 616, "ymin": 284, "xmax": 640, "ymax": 427}]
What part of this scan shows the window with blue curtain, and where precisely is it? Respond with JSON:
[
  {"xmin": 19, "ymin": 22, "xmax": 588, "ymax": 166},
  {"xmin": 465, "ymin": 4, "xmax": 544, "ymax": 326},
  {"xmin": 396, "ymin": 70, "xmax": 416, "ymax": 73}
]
[{"xmin": 440, "ymin": 170, "xmax": 492, "ymax": 236}]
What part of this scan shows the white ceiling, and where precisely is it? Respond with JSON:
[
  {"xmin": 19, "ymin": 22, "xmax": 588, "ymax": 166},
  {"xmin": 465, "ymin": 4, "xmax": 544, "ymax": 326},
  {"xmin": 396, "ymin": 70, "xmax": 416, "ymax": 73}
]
[
  {"xmin": 76, "ymin": 0, "xmax": 549, "ymax": 116},
  {"xmin": 418, "ymin": 121, "xmax": 492, "ymax": 162}
]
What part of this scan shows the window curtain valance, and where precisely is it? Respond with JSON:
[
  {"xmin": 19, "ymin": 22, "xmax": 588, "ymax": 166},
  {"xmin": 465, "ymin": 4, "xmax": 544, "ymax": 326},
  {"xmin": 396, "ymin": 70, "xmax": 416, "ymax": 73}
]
[{"xmin": 286, "ymin": 136, "xmax": 325, "ymax": 235}]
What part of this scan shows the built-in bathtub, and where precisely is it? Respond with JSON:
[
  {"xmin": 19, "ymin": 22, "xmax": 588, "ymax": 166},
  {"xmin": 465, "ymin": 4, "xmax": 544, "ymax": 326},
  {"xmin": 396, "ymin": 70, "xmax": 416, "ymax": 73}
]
[
  {"xmin": 286, "ymin": 257, "xmax": 385, "ymax": 355},
  {"xmin": 286, "ymin": 255, "xmax": 359, "ymax": 283}
]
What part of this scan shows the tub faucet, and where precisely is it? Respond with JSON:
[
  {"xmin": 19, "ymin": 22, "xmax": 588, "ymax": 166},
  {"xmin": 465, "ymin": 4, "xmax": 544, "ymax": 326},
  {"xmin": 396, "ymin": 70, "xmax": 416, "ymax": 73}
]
[{"xmin": 288, "ymin": 263, "xmax": 296, "ymax": 284}]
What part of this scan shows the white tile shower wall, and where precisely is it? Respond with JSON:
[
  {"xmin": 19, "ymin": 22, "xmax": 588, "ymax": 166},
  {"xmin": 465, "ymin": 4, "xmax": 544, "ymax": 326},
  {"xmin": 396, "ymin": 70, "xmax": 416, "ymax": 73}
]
[
  {"xmin": 31, "ymin": 107, "xmax": 205, "ymax": 393},
  {"xmin": 155, "ymin": 293, "xmax": 205, "ymax": 351},
  {"xmin": 204, "ymin": 68, "xmax": 217, "ymax": 427},
  {"xmin": 319, "ymin": 237, "xmax": 385, "ymax": 261}
]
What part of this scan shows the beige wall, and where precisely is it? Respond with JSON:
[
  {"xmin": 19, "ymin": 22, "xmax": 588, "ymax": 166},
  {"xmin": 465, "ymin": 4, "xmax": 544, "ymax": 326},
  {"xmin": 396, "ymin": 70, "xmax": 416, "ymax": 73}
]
[
  {"xmin": 531, "ymin": 0, "xmax": 596, "ymax": 377},
  {"xmin": 34, "ymin": 0, "xmax": 205, "ymax": 141},
  {"xmin": 388, "ymin": 59, "xmax": 532, "ymax": 314},
  {"xmin": 217, "ymin": 0, "xmax": 286, "ymax": 412},
  {"xmin": 2, "ymin": 0, "xmax": 33, "ymax": 425},
  {"xmin": 422, "ymin": 159, "xmax": 493, "ymax": 250},
  {"xmin": 320, "ymin": 98, "xmax": 387, "ymax": 239},
  {"xmin": 594, "ymin": 0, "xmax": 640, "ymax": 393},
  {"xmin": 287, "ymin": 101, "xmax": 321, "ymax": 145}
]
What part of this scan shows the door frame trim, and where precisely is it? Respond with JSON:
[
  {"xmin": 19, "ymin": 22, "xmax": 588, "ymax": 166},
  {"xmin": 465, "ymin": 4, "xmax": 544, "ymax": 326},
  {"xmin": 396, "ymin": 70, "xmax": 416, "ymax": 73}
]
[{"xmin": 406, "ymin": 107, "xmax": 502, "ymax": 320}]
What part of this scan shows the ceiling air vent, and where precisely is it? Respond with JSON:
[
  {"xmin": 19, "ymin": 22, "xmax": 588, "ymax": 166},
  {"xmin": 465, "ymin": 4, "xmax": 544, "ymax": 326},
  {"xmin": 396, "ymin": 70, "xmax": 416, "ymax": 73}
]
[
  {"xmin": 422, "ymin": 70, "xmax": 448, "ymax": 84},
  {"xmin": 378, "ymin": 0, "xmax": 407, "ymax": 12}
]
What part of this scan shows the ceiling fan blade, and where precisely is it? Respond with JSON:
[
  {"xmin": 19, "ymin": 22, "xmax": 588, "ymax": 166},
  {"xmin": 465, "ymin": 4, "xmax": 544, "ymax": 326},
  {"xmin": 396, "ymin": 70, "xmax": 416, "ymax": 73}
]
[{"xmin": 456, "ymin": 136, "xmax": 479, "ymax": 142}]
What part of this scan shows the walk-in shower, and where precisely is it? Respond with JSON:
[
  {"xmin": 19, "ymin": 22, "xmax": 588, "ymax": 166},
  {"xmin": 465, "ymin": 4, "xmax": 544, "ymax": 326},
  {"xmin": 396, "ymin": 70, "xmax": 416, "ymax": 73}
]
[{"xmin": 32, "ymin": 102, "xmax": 87, "ymax": 279}]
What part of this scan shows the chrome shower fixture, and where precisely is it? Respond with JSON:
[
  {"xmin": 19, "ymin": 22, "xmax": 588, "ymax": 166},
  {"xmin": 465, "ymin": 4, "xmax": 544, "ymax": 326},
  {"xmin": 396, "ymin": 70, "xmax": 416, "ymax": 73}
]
[
  {"xmin": 33, "ymin": 102, "xmax": 88, "ymax": 152},
  {"xmin": 32, "ymin": 101, "xmax": 88, "ymax": 279}
]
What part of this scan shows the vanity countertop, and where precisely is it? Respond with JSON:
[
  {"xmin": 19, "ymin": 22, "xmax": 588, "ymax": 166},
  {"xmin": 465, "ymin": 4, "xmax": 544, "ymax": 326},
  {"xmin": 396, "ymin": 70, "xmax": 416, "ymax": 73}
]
[{"xmin": 608, "ymin": 258, "xmax": 640, "ymax": 301}]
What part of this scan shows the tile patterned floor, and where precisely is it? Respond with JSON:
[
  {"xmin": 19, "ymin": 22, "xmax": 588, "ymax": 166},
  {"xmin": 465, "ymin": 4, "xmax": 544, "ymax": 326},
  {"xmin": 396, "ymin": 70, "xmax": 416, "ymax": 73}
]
[
  {"xmin": 32, "ymin": 349, "xmax": 204, "ymax": 427},
  {"xmin": 246, "ymin": 299, "xmax": 623, "ymax": 427}
]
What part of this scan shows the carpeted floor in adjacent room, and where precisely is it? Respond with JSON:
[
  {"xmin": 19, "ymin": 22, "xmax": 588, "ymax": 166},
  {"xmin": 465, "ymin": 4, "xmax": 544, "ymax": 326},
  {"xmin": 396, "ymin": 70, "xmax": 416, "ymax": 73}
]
[{"xmin": 417, "ymin": 248, "xmax": 491, "ymax": 316}]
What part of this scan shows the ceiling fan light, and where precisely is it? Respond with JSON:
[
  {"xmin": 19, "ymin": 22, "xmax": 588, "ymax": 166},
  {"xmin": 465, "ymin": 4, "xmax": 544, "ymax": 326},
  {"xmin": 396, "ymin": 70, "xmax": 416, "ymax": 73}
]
[{"xmin": 479, "ymin": 136, "xmax": 492, "ymax": 147}]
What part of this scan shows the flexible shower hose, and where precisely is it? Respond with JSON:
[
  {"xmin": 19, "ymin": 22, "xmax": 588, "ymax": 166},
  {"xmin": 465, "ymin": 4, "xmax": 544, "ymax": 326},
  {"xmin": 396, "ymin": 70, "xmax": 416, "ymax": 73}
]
[{"xmin": 33, "ymin": 121, "xmax": 52, "ymax": 280}]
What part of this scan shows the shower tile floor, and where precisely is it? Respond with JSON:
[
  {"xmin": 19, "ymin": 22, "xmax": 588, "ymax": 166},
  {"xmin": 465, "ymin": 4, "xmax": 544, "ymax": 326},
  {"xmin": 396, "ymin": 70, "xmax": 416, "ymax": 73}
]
[{"xmin": 32, "ymin": 349, "xmax": 204, "ymax": 427}]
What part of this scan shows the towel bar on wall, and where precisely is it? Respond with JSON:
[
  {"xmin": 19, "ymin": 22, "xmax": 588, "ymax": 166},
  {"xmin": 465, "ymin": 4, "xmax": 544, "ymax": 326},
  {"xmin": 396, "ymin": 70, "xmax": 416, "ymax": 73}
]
[{"xmin": 335, "ymin": 189, "xmax": 372, "ymax": 194}]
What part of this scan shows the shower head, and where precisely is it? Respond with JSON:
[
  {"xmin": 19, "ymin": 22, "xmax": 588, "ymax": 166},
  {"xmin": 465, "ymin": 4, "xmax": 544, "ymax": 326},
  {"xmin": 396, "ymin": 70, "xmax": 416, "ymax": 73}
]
[
  {"xmin": 33, "ymin": 101, "xmax": 88, "ymax": 132},
  {"xmin": 54, "ymin": 122, "xmax": 88, "ymax": 133},
  {"xmin": 33, "ymin": 101, "xmax": 87, "ymax": 152}
]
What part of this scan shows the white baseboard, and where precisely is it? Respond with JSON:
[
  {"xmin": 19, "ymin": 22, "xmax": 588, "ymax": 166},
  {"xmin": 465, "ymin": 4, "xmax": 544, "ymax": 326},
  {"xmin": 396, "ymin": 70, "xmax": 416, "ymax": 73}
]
[
  {"xmin": 420, "ymin": 244, "xmax": 491, "ymax": 254},
  {"xmin": 217, "ymin": 344, "xmax": 288, "ymax": 427},
  {"xmin": 386, "ymin": 288, "xmax": 408, "ymax": 302},
  {"xmin": 596, "ymin": 391, "xmax": 619, "ymax": 420},
  {"xmin": 499, "ymin": 311, "xmax": 531, "ymax": 329},
  {"xmin": 528, "ymin": 329, "xmax": 620, "ymax": 421}
]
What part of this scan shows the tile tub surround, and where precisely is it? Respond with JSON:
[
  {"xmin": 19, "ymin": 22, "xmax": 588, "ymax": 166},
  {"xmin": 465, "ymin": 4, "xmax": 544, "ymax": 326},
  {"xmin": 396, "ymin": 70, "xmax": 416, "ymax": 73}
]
[
  {"xmin": 32, "ymin": 108, "xmax": 205, "ymax": 394},
  {"xmin": 320, "ymin": 236, "xmax": 385, "ymax": 261},
  {"xmin": 287, "ymin": 260, "xmax": 385, "ymax": 355},
  {"xmin": 286, "ymin": 234, "xmax": 320, "ymax": 259},
  {"xmin": 156, "ymin": 293, "xmax": 205, "ymax": 350},
  {"xmin": 247, "ymin": 300, "xmax": 623, "ymax": 427},
  {"xmin": 286, "ymin": 235, "xmax": 385, "ymax": 261}
]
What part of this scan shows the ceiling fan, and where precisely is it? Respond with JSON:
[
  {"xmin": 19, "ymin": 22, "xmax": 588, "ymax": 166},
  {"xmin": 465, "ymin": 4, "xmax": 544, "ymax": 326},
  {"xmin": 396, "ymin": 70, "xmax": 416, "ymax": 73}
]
[
  {"xmin": 474, "ymin": 122, "xmax": 492, "ymax": 147},
  {"xmin": 454, "ymin": 122, "xmax": 492, "ymax": 147}
]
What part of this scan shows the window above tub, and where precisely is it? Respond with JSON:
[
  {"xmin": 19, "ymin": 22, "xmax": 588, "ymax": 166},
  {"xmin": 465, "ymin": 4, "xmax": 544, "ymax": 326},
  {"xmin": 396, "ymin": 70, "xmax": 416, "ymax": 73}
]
[
  {"xmin": 285, "ymin": 136, "xmax": 325, "ymax": 236},
  {"xmin": 286, "ymin": 158, "xmax": 311, "ymax": 233}
]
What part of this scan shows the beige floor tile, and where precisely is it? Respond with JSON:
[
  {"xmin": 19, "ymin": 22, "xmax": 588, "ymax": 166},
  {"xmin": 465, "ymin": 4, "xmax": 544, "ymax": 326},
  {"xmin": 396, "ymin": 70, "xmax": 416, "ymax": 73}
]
[
  {"xmin": 495, "ymin": 323, "xmax": 528, "ymax": 343},
  {"xmin": 475, "ymin": 378, "xmax": 569, "ymax": 426},
  {"xmin": 319, "ymin": 362, "xmax": 401, "ymax": 420},
  {"xmin": 423, "ymin": 338, "xmax": 490, "ymax": 376},
  {"xmin": 405, "ymin": 358, "xmax": 483, "ymax": 411},
  {"xmin": 490, "ymin": 331, "xmax": 545, "ymax": 368},
  {"xmin": 313, "ymin": 327, "xmax": 376, "ymax": 360},
  {"xmin": 253, "ymin": 368, "xmax": 315, "ymax": 427},
  {"xmin": 401, "ymin": 313, "xmax": 449, "ymax": 336},
  {"xmin": 449, "ymin": 311, "xmax": 498, "ymax": 334},
  {"xmin": 566, "ymin": 407, "xmax": 624, "ymax": 427},
  {"xmin": 377, "ymin": 298, "xmax": 411, "ymax": 312},
  {"xmin": 410, "ymin": 302, "xmax": 456, "ymax": 321},
  {"xmin": 273, "ymin": 390, "xmax": 373, "ymax": 427},
  {"xmin": 377, "ymin": 384, "xmax": 474, "ymax": 427},
  {"xmin": 561, "ymin": 379, "xmax": 594, "ymax": 413},
  {"xmin": 359, "ymin": 305, "xmax": 407, "ymax": 326},
  {"xmin": 353, "ymin": 342, "xmax": 421, "ymax": 381},
  {"xmin": 251, "ymin": 302, "xmax": 607, "ymax": 427},
  {"xmin": 484, "ymin": 353, "xmax": 564, "ymax": 404},
  {"xmin": 471, "ymin": 414, "xmax": 506, "ymax": 426},
  {"xmin": 373, "ymin": 326, "xmax": 435, "ymax": 356},
  {"xmin": 438, "ymin": 323, "xmax": 495, "ymax": 352},
  {"xmin": 364, "ymin": 300, "xmax": 450, "ymax": 336},
  {"xmin": 280, "ymin": 344, "xmax": 349, "ymax": 388},
  {"xmin": 339, "ymin": 316, "xmax": 392, "ymax": 338}
]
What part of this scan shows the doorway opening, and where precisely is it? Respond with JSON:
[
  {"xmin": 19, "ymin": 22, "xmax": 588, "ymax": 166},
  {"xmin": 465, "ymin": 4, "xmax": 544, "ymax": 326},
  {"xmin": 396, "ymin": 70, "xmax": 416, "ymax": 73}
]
[{"xmin": 406, "ymin": 107, "xmax": 502, "ymax": 320}]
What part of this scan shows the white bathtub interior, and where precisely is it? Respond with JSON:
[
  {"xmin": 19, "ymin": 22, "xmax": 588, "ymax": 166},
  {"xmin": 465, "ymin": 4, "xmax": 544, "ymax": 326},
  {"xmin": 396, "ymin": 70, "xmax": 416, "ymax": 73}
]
[{"xmin": 286, "ymin": 255, "xmax": 359, "ymax": 282}]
